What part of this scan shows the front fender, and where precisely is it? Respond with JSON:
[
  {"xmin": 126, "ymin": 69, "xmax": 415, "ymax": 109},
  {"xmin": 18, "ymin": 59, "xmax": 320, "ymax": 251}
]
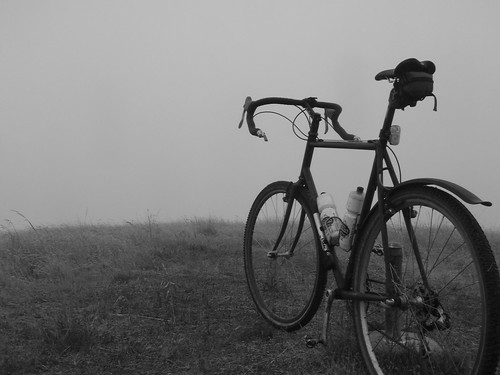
[{"xmin": 389, "ymin": 178, "xmax": 492, "ymax": 207}]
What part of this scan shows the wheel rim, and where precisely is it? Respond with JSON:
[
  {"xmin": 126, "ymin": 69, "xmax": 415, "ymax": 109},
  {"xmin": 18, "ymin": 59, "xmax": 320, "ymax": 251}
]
[{"xmin": 245, "ymin": 188, "xmax": 322, "ymax": 327}]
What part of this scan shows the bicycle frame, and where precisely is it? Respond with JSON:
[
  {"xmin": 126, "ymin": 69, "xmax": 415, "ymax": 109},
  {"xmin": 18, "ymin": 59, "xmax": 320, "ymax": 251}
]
[
  {"xmin": 246, "ymin": 94, "xmax": 491, "ymax": 307},
  {"xmin": 282, "ymin": 102, "xmax": 491, "ymax": 307},
  {"xmin": 293, "ymin": 106, "xmax": 399, "ymax": 300},
  {"xmin": 240, "ymin": 62, "xmax": 500, "ymax": 365}
]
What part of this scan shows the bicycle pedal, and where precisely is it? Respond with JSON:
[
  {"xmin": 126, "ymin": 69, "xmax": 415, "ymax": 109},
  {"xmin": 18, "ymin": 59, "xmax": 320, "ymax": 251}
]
[{"xmin": 303, "ymin": 335, "xmax": 322, "ymax": 348}]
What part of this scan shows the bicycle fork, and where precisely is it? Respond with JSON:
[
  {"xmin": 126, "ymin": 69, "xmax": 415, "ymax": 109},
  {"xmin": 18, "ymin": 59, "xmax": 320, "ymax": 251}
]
[{"xmin": 266, "ymin": 182, "xmax": 306, "ymax": 259}]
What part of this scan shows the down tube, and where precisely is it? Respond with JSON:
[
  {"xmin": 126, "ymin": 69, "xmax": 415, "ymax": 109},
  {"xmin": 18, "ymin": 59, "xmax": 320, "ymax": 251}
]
[{"xmin": 302, "ymin": 167, "xmax": 318, "ymax": 206}]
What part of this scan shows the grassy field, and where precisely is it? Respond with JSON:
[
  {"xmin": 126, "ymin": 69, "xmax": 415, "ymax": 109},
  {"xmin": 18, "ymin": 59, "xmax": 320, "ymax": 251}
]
[{"xmin": 1, "ymin": 218, "xmax": 499, "ymax": 374}]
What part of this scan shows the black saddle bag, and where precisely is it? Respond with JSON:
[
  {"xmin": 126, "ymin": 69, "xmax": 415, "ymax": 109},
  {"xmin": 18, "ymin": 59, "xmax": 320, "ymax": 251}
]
[
  {"xmin": 391, "ymin": 58, "xmax": 436, "ymax": 110},
  {"xmin": 399, "ymin": 71, "xmax": 434, "ymax": 100}
]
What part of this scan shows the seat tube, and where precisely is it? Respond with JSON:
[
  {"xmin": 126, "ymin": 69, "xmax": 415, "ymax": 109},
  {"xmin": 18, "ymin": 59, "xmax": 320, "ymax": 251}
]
[
  {"xmin": 377, "ymin": 104, "xmax": 397, "ymax": 250},
  {"xmin": 376, "ymin": 142, "xmax": 390, "ymax": 251}
]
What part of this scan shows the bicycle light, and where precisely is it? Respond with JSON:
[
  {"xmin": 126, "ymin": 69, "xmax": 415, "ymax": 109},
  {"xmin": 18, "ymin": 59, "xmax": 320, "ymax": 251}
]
[{"xmin": 390, "ymin": 125, "xmax": 401, "ymax": 145}]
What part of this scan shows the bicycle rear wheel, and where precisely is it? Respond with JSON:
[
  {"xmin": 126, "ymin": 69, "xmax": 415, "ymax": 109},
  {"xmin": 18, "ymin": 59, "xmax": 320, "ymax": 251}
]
[
  {"xmin": 353, "ymin": 186, "xmax": 500, "ymax": 374},
  {"xmin": 243, "ymin": 181, "xmax": 327, "ymax": 331}
]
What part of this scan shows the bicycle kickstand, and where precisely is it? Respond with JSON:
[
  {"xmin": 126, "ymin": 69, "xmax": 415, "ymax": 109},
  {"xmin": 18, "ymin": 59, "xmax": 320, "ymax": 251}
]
[{"xmin": 305, "ymin": 289, "xmax": 335, "ymax": 348}]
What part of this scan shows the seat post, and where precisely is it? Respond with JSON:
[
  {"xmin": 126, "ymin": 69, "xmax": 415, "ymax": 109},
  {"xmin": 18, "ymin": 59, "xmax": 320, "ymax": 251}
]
[{"xmin": 379, "ymin": 92, "xmax": 397, "ymax": 144}]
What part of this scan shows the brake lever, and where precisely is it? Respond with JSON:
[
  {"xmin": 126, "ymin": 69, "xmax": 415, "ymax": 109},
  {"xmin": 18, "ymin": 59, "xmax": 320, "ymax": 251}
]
[
  {"xmin": 238, "ymin": 96, "xmax": 253, "ymax": 129},
  {"xmin": 323, "ymin": 109, "xmax": 330, "ymax": 134},
  {"xmin": 324, "ymin": 108, "xmax": 360, "ymax": 141},
  {"xmin": 324, "ymin": 108, "xmax": 338, "ymax": 134}
]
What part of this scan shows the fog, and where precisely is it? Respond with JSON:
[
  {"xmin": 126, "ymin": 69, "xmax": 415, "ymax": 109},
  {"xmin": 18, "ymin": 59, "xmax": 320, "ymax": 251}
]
[{"xmin": 1, "ymin": 1, "xmax": 499, "ymax": 230}]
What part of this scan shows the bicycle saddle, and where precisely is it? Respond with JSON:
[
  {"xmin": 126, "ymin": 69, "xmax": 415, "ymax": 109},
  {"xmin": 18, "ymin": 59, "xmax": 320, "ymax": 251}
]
[{"xmin": 375, "ymin": 58, "xmax": 436, "ymax": 81}]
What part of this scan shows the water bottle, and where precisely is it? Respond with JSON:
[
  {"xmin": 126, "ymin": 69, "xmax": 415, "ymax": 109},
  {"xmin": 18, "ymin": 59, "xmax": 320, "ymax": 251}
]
[
  {"xmin": 339, "ymin": 187, "xmax": 365, "ymax": 251},
  {"xmin": 317, "ymin": 192, "xmax": 342, "ymax": 246}
]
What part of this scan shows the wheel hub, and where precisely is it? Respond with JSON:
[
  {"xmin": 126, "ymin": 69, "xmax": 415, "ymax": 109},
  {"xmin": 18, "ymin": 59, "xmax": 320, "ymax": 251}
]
[{"xmin": 413, "ymin": 283, "xmax": 451, "ymax": 332}]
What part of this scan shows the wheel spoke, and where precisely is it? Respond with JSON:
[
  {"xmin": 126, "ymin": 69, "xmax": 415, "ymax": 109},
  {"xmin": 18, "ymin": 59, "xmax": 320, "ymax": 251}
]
[{"xmin": 353, "ymin": 186, "xmax": 500, "ymax": 374}]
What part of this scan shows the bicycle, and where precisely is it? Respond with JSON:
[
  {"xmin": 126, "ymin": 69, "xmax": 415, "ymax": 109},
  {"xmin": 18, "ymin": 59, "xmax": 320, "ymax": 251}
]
[{"xmin": 238, "ymin": 58, "xmax": 500, "ymax": 374}]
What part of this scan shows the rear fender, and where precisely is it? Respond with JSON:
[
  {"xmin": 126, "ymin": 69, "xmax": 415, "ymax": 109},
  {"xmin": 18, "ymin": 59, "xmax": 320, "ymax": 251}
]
[
  {"xmin": 354, "ymin": 178, "xmax": 491, "ymax": 251},
  {"xmin": 358, "ymin": 178, "xmax": 490, "ymax": 234},
  {"xmin": 389, "ymin": 178, "xmax": 492, "ymax": 207}
]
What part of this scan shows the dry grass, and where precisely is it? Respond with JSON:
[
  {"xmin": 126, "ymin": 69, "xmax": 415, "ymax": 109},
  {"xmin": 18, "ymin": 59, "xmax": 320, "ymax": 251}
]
[
  {"xmin": 0, "ymin": 217, "xmax": 367, "ymax": 375},
  {"xmin": 1, "ymin": 218, "xmax": 499, "ymax": 374}
]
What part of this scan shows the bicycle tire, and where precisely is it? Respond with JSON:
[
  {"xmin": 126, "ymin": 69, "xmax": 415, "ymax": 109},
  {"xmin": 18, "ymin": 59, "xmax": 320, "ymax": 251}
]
[
  {"xmin": 352, "ymin": 186, "xmax": 500, "ymax": 374},
  {"xmin": 243, "ymin": 180, "xmax": 327, "ymax": 331}
]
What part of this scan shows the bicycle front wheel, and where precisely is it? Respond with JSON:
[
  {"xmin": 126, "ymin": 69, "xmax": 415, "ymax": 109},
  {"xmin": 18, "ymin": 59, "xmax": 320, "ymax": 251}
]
[
  {"xmin": 353, "ymin": 186, "xmax": 500, "ymax": 374},
  {"xmin": 243, "ymin": 181, "xmax": 327, "ymax": 331}
]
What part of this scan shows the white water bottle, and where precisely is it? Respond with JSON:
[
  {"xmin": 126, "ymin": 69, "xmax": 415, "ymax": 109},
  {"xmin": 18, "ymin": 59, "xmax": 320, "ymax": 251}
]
[
  {"xmin": 339, "ymin": 187, "xmax": 365, "ymax": 251},
  {"xmin": 317, "ymin": 192, "xmax": 341, "ymax": 246}
]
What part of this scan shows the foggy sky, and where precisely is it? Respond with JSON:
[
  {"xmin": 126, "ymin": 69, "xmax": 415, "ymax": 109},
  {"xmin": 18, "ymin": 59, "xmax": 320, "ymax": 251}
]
[{"xmin": 1, "ymin": 1, "xmax": 499, "ymax": 230}]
